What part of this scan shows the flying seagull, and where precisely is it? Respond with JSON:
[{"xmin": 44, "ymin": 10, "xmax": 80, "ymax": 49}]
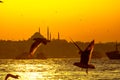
[
  {"xmin": 71, "ymin": 39, "xmax": 95, "ymax": 74},
  {"xmin": 5, "ymin": 74, "xmax": 20, "ymax": 80},
  {"xmin": 29, "ymin": 38, "xmax": 50, "ymax": 57}
]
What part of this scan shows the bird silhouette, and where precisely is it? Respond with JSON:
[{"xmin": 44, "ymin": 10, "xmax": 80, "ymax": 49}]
[
  {"xmin": 71, "ymin": 39, "xmax": 95, "ymax": 74},
  {"xmin": 5, "ymin": 74, "xmax": 20, "ymax": 80},
  {"xmin": 28, "ymin": 38, "xmax": 50, "ymax": 57}
]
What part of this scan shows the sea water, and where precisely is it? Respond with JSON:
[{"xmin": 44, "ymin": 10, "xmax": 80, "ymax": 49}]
[{"xmin": 0, "ymin": 58, "xmax": 120, "ymax": 80}]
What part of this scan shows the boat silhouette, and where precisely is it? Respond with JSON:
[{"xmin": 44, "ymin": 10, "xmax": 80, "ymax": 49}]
[{"xmin": 106, "ymin": 42, "xmax": 120, "ymax": 59}]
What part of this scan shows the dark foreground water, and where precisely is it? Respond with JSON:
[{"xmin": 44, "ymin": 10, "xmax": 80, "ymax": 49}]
[{"xmin": 0, "ymin": 58, "xmax": 120, "ymax": 80}]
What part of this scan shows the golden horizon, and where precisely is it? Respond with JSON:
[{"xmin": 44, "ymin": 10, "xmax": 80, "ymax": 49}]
[{"xmin": 0, "ymin": 0, "xmax": 120, "ymax": 42}]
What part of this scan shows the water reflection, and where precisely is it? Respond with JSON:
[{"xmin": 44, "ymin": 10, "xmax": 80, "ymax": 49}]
[
  {"xmin": 19, "ymin": 72, "xmax": 42, "ymax": 80},
  {"xmin": 0, "ymin": 59, "xmax": 120, "ymax": 80}
]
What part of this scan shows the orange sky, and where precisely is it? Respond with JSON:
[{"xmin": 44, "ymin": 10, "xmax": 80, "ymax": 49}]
[{"xmin": 0, "ymin": 0, "xmax": 120, "ymax": 42}]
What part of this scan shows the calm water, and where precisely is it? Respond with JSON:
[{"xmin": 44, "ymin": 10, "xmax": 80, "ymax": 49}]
[{"xmin": 0, "ymin": 58, "xmax": 120, "ymax": 80}]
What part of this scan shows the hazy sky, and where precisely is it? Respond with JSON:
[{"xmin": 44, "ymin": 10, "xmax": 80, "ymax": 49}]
[{"xmin": 0, "ymin": 0, "xmax": 120, "ymax": 42}]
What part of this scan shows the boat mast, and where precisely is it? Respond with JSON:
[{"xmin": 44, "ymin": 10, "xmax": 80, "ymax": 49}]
[{"xmin": 116, "ymin": 41, "xmax": 118, "ymax": 51}]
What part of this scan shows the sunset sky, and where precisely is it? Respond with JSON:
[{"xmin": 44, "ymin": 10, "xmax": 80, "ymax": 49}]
[{"xmin": 0, "ymin": 0, "xmax": 120, "ymax": 42}]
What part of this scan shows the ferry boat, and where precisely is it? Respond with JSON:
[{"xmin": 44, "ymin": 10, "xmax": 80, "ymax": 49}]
[{"xmin": 106, "ymin": 42, "xmax": 120, "ymax": 59}]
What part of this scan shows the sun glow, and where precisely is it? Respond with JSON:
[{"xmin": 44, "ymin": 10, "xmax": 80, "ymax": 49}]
[
  {"xmin": 0, "ymin": 0, "xmax": 120, "ymax": 42},
  {"xmin": 20, "ymin": 72, "xmax": 43, "ymax": 80}
]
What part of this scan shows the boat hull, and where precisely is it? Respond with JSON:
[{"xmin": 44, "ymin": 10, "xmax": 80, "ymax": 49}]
[{"xmin": 106, "ymin": 51, "xmax": 120, "ymax": 59}]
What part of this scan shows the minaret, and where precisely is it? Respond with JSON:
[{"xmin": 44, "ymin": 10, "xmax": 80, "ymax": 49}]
[
  {"xmin": 47, "ymin": 27, "xmax": 49, "ymax": 40},
  {"xmin": 58, "ymin": 32, "xmax": 60, "ymax": 40},
  {"xmin": 39, "ymin": 27, "xmax": 40, "ymax": 34},
  {"xmin": 116, "ymin": 41, "xmax": 118, "ymax": 51},
  {"xmin": 50, "ymin": 32, "xmax": 51, "ymax": 40}
]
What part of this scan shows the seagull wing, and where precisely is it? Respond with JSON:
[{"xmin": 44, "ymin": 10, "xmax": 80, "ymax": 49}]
[
  {"xmin": 29, "ymin": 40, "xmax": 40, "ymax": 53},
  {"xmin": 5, "ymin": 74, "xmax": 19, "ymax": 80},
  {"xmin": 80, "ymin": 40, "xmax": 94, "ymax": 65},
  {"xmin": 70, "ymin": 39, "xmax": 83, "ymax": 54},
  {"xmin": 29, "ymin": 39, "xmax": 42, "ymax": 57},
  {"xmin": 5, "ymin": 74, "xmax": 9, "ymax": 80},
  {"xmin": 29, "ymin": 38, "xmax": 50, "ymax": 57}
]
